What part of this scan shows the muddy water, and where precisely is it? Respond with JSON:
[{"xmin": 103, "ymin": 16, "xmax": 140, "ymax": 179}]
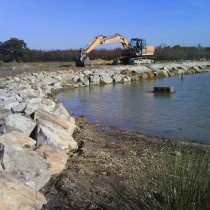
[{"xmin": 57, "ymin": 73, "xmax": 210, "ymax": 142}]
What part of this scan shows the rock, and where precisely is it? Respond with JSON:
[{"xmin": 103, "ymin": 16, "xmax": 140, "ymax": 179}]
[
  {"xmin": 192, "ymin": 66, "xmax": 203, "ymax": 73},
  {"xmin": 14, "ymin": 76, "xmax": 20, "ymax": 82},
  {"xmin": 11, "ymin": 102, "xmax": 26, "ymax": 113},
  {"xmin": 36, "ymin": 125, "xmax": 77, "ymax": 151},
  {"xmin": 34, "ymin": 109, "xmax": 77, "ymax": 151},
  {"xmin": 40, "ymin": 76, "xmax": 58, "ymax": 86},
  {"xmin": 52, "ymin": 103, "xmax": 75, "ymax": 123},
  {"xmin": 130, "ymin": 75, "xmax": 139, "ymax": 81},
  {"xmin": 24, "ymin": 102, "xmax": 52, "ymax": 116},
  {"xmin": 52, "ymin": 74, "xmax": 62, "ymax": 81},
  {"xmin": 0, "ymin": 144, "xmax": 52, "ymax": 190},
  {"xmin": 0, "ymin": 101, "xmax": 19, "ymax": 110},
  {"xmin": 51, "ymin": 82, "xmax": 62, "ymax": 89},
  {"xmin": 100, "ymin": 75, "xmax": 113, "ymax": 84},
  {"xmin": 80, "ymin": 77, "xmax": 90, "ymax": 86},
  {"xmin": 142, "ymin": 72, "xmax": 149, "ymax": 79},
  {"xmin": 20, "ymin": 88, "xmax": 38, "ymax": 98},
  {"xmin": 0, "ymin": 131, "xmax": 36, "ymax": 148},
  {"xmin": 61, "ymin": 73, "xmax": 74, "ymax": 82},
  {"xmin": 3, "ymin": 114, "xmax": 36, "ymax": 136},
  {"xmin": 156, "ymin": 70, "xmax": 169, "ymax": 78},
  {"xmin": 112, "ymin": 74, "xmax": 123, "ymax": 83},
  {"xmin": 177, "ymin": 69, "xmax": 185, "ymax": 75},
  {"xmin": 83, "ymin": 70, "xmax": 92, "ymax": 76},
  {"xmin": 122, "ymin": 77, "xmax": 131, "ymax": 82},
  {"xmin": 147, "ymin": 71, "xmax": 155, "ymax": 79},
  {"xmin": 0, "ymin": 171, "xmax": 46, "ymax": 210},
  {"xmin": 28, "ymin": 97, "xmax": 42, "ymax": 104},
  {"xmin": 73, "ymin": 75, "xmax": 80, "ymax": 82},
  {"xmin": 89, "ymin": 75, "xmax": 100, "ymax": 85},
  {"xmin": 0, "ymin": 95, "xmax": 21, "ymax": 103},
  {"xmin": 37, "ymin": 144, "xmax": 69, "ymax": 175},
  {"xmin": 121, "ymin": 69, "xmax": 132, "ymax": 76},
  {"xmin": 42, "ymin": 98, "xmax": 56, "ymax": 110}
]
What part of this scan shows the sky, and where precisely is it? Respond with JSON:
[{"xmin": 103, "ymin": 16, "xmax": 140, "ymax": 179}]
[{"xmin": 1, "ymin": 0, "xmax": 210, "ymax": 50}]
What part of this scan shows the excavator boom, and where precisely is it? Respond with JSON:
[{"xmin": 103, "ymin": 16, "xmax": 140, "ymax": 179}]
[{"xmin": 79, "ymin": 34, "xmax": 130, "ymax": 61}]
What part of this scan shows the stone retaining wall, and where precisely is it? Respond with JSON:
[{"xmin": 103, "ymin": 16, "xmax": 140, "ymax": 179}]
[{"xmin": 0, "ymin": 61, "xmax": 209, "ymax": 209}]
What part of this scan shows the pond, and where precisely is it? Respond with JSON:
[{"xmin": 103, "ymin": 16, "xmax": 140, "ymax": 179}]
[{"xmin": 57, "ymin": 73, "xmax": 210, "ymax": 143}]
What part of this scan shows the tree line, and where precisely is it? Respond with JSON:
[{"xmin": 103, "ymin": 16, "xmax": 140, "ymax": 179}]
[{"xmin": 0, "ymin": 38, "xmax": 209, "ymax": 63}]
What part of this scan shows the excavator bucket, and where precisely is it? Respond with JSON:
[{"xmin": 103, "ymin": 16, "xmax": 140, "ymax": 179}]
[
  {"xmin": 75, "ymin": 56, "xmax": 93, "ymax": 67},
  {"xmin": 75, "ymin": 58, "xmax": 85, "ymax": 67}
]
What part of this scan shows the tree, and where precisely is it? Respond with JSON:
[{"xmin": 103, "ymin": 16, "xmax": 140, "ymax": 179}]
[{"xmin": 0, "ymin": 38, "xmax": 28, "ymax": 62}]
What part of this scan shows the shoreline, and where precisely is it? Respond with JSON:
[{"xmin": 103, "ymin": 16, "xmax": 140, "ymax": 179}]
[
  {"xmin": 0, "ymin": 61, "xmax": 209, "ymax": 209},
  {"xmin": 41, "ymin": 116, "xmax": 210, "ymax": 209}
]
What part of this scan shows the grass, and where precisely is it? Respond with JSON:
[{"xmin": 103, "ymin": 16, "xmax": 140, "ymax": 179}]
[
  {"xmin": 162, "ymin": 150, "xmax": 210, "ymax": 210},
  {"xmin": 108, "ymin": 149, "xmax": 210, "ymax": 210}
]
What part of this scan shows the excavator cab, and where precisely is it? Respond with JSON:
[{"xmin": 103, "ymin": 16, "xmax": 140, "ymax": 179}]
[{"xmin": 130, "ymin": 38, "xmax": 147, "ymax": 55}]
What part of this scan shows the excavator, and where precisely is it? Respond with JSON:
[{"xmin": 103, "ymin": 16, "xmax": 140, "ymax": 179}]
[{"xmin": 75, "ymin": 33, "xmax": 155, "ymax": 67}]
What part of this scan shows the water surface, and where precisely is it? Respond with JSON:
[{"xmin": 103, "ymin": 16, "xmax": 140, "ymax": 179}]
[{"xmin": 57, "ymin": 73, "xmax": 210, "ymax": 142}]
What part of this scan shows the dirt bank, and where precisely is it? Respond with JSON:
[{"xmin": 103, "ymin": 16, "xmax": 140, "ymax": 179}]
[{"xmin": 40, "ymin": 116, "xmax": 208, "ymax": 210}]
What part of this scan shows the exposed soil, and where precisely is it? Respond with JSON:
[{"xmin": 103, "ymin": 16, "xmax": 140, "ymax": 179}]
[
  {"xmin": 40, "ymin": 116, "xmax": 207, "ymax": 210},
  {"xmin": 0, "ymin": 62, "xmax": 77, "ymax": 77}
]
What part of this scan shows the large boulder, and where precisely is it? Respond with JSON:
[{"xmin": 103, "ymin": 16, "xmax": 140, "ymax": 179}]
[
  {"xmin": 19, "ymin": 88, "xmax": 38, "ymax": 99},
  {"xmin": 121, "ymin": 69, "xmax": 132, "ymax": 76},
  {"xmin": 0, "ymin": 171, "xmax": 46, "ymax": 210},
  {"xmin": 52, "ymin": 103, "xmax": 75, "ymax": 124},
  {"xmin": 3, "ymin": 114, "xmax": 36, "ymax": 136},
  {"xmin": 142, "ymin": 72, "xmax": 149, "ymax": 79},
  {"xmin": 80, "ymin": 77, "xmax": 90, "ymax": 86},
  {"xmin": 0, "ymin": 101, "xmax": 19, "ymax": 111},
  {"xmin": 37, "ymin": 144, "xmax": 69, "ymax": 175},
  {"xmin": 0, "ymin": 131, "xmax": 36, "ymax": 148},
  {"xmin": 112, "ymin": 74, "xmax": 123, "ymax": 83},
  {"xmin": 89, "ymin": 74, "xmax": 100, "ymax": 85},
  {"xmin": 100, "ymin": 75, "xmax": 113, "ymax": 84},
  {"xmin": 0, "ymin": 144, "xmax": 52, "ymax": 190},
  {"xmin": 34, "ymin": 109, "xmax": 77, "ymax": 151},
  {"xmin": 156, "ymin": 70, "xmax": 170, "ymax": 78},
  {"xmin": 11, "ymin": 102, "xmax": 27, "ymax": 113},
  {"xmin": 192, "ymin": 65, "xmax": 203, "ymax": 73},
  {"xmin": 147, "ymin": 71, "xmax": 155, "ymax": 79},
  {"xmin": 42, "ymin": 98, "xmax": 56, "ymax": 110}
]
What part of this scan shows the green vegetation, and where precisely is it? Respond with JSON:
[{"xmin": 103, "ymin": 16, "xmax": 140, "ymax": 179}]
[
  {"xmin": 109, "ymin": 149, "xmax": 210, "ymax": 210},
  {"xmin": 155, "ymin": 44, "xmax": 210, "ymax": 61},
  {"xmin": 0, "ymin": 38, "xmax": 28, "ymax": 62},
  {"xmin": 1, "ymin": 38, "xmax": 209, "ymax": 63}
]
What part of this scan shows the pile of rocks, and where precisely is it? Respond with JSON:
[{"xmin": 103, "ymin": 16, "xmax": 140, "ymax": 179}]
[
  {"xmin": 0, "ymin": 72, "xmax": 78, "ymax": 209},
  {"xmin": 0, "ymin": 61, "xmax": 208, "ymax": 209}
]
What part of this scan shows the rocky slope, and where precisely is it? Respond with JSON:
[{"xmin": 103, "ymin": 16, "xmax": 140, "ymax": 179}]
[{"xmin": 0, "ymin": 61, "xmax": 209, "ymax": 209}]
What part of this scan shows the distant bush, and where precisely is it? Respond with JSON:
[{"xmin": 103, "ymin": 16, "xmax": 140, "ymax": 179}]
[
  {"xmin": 155, "ymin": 45, "xmax": 210, "ymax": 61},
  {"xmin": 0, "ymin": 60, "xmax": 4, "ymax": 66},
  {"xmin": 21, "ymin": 46, "xmax": 210, "ymax": 63},
  {"xmin": 22, "ymin": 48, "xmax": 122, "ymax": 62}
]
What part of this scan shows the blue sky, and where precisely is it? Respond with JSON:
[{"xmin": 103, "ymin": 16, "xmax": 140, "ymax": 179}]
[{"xmin": 1, "ymin": 0, "xmax": 210, "ymax": 50}]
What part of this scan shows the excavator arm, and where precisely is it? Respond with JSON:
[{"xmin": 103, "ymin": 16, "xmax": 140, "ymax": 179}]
[{"xmin": 78, "ymin": 34, "xmax": 130, "ymax": 63}]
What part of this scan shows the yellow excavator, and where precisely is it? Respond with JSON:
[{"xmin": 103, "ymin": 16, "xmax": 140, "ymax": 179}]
[{"xmin": 75, "ymin": 33, "xmax": 155, "ymax": 67}]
